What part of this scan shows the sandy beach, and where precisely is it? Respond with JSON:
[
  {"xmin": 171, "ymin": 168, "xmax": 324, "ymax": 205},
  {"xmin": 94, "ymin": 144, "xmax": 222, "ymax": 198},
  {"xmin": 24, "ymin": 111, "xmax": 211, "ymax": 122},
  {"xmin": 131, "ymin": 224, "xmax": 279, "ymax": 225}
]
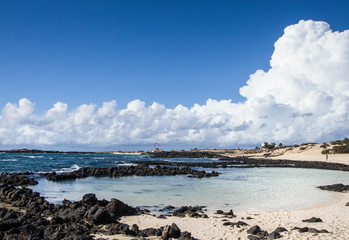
[
  {"xmin": 94, "ymin": 145, "xmax": 349, "ymax": 240},
  {"xmin": 93, "ymin": 191, "xmax": 349, "ymax": 240},
  {"xmin": 220, "ymin": 143, "xmax": 349, "ymax": 166}
]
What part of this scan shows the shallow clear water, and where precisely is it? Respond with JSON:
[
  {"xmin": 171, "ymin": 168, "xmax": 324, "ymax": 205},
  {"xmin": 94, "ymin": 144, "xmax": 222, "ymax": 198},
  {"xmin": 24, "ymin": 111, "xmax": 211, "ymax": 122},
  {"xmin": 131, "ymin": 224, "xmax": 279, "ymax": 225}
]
[{"xmin": 32, "ymin": 167, "xmax": 349, "ymax": 212}]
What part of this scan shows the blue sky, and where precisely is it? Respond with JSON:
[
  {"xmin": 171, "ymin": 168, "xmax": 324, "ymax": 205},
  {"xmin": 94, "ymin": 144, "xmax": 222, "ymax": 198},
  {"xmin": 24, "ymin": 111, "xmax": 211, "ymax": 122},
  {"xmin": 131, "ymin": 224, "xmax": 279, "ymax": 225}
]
[
  {"xmin": 1, "ymin": 0, "xmax": 347, "ymax": 112},
  {"xmin": 0, "ymin": 1, "xmax": 349, "ymax": 150}
]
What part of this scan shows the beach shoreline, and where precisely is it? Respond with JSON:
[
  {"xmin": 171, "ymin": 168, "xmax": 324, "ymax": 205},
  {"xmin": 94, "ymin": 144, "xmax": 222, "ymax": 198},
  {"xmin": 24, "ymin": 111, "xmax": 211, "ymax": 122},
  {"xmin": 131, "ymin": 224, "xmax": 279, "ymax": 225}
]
[
  {"xmin": 1, "ymin": 189, "xmax": 348, "ymax": 240},
  {"xmin": 94, "ymin": 191, "xmax": 349, "ymax": 240}
]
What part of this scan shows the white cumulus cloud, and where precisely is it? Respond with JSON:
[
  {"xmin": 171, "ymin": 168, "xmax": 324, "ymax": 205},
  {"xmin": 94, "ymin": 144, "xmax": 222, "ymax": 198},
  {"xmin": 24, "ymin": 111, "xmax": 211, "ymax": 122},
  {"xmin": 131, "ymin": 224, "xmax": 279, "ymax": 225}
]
[{"xmin": 0, "ymin": 20, "xmax": 348, "ymax": 150}]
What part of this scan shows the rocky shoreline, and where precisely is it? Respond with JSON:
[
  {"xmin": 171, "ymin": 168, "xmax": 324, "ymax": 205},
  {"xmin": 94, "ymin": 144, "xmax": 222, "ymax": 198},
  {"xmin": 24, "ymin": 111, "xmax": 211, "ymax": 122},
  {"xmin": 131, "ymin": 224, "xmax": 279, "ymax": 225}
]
[
  {"xmin": 0, "ymin": 164, "xmax": 219, "ymax": 239},
  {"xmin": 1, "ymin": 173, "xmax": 340, "ymax": 240},
  {"xmin": 0, "ymin": 174, "xmax": 197, "ymax": 240}
]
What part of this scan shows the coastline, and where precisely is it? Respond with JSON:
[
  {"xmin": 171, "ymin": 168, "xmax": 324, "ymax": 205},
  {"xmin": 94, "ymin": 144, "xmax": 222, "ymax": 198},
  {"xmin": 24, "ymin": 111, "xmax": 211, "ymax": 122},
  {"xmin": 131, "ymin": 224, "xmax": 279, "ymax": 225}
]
[{"xmin": 1, "ymin": 145, "xmax": 349, "ymax": 239}]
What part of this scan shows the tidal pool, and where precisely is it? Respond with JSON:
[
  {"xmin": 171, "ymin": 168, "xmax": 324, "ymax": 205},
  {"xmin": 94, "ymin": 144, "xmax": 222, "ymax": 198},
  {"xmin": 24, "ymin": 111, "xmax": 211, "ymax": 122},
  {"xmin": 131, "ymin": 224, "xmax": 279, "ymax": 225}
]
[{"xmin": 32, "ymin": 167, "xmax": 349, "ymax": 212}]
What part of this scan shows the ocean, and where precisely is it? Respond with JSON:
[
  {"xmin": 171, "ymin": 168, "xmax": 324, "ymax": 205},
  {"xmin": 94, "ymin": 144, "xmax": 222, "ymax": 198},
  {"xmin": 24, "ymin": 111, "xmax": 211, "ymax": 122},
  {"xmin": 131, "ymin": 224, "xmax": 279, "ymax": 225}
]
[{"xmin": 1, "ymin": 152, "xmax": 349, "ymax": 212}]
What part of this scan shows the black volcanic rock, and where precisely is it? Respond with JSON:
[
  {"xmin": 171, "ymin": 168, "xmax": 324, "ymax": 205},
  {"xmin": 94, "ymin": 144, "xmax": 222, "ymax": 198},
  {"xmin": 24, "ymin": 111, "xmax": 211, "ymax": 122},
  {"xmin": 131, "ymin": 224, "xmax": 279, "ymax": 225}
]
[
  {"xmin": 299, "ymin": 227, "xmax": 309, "ymax": 232},
  {"xmin": 224, "ymin": 221, "xmax": 248, "ymax": 228},
  {"xmin": 92, "ymin": 208, "xmax": 115, "ymax": 225},
  {"xmin": 162, "ymin": 223, "xmax": 181, "ymax": 239},
  {"xmin": 172, "ymin": 206, "xmax": 207, "ymax": 218},
  {"xmin": 292, "ymin": 226, "xmax": 329, "ymax": 234},
  {"xmin": 137, "ymin": 155, "xmax": 349, "ymax": 172},
  {"xmin": 0, "ymin": 174, "xmax": 195, "ymax": 240},
  {"xmin": 247, "ymin": 225, "xmax": 261, "ymax": 235},
  {"xmin": 274, "ymin": 227, "xmax": 288, "ymax": 233},
  {"xmin": 45, "ymin": 165, "xmax": 220, "ymax": 182},
  {"xmin": 0, "ymin": 174, "xmax": 38, "ymax": 186},
  {"xmin": 142, "ymin": 227, "xmax": 162, "ymax": 237},
  {"xmin": 268, "ymin": 231, "xmax": 282, "ymax": 239},
  {"xmin": 247, "ymin": 235, "xmax": 260, "ymax": 240},
  {"xmin": 317, "ymin": 183, "xmax": 349, "ymax": 192},
  {"xmin": 82, "ymin": 193, "xmax": 98, "ymax": 206},
  {"xmin": 105, "ymin": 198, "xmax": 137, "ymax": 216},
  {"xmin": 302, "ymin": 217, "xmax": 323, "ymax": 223}
]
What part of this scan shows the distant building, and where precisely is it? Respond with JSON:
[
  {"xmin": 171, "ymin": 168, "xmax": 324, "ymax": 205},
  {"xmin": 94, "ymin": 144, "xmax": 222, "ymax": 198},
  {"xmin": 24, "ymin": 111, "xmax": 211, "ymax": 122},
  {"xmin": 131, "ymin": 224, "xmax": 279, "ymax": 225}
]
[{"xmin": 151, "ymin": 147, "xmax": 163, "ymax": 152}]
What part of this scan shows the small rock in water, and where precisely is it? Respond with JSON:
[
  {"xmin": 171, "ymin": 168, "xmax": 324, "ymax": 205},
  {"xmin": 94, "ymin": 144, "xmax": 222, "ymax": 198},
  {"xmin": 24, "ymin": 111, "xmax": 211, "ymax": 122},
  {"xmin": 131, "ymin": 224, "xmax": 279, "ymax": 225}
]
[
  {"xmin": 317, "ymin": 183, "xmax": 349, "ymax": 192},
  {"xmin": 165, "ymin": 205, "xmax": 175, "ymax": 210}
]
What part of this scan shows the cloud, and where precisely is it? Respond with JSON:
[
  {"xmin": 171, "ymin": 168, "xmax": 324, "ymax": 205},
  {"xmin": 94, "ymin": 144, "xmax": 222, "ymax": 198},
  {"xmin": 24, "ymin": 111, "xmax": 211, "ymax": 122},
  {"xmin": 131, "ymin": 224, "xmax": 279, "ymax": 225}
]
[{"xmin": 1, "ymin": 20, "xmax": 348, "ymax": 149}]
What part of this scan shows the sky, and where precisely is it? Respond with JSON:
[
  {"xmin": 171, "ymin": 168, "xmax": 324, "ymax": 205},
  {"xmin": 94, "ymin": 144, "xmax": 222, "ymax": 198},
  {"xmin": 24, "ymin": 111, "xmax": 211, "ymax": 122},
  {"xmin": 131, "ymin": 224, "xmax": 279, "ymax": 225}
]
[{"xmin": 0, "ymin": 0, "xmax": 349, "ymax": 151}]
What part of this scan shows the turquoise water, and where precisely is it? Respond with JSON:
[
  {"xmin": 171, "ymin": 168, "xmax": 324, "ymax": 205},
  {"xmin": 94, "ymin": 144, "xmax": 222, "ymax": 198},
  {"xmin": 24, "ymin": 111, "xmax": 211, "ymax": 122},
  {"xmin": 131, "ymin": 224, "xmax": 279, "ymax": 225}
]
[
  {"xmin": 32, "ymin": 167, "xmax": 349, "ymax": 212},
  {"xmin": 2, "ymin": 153, "xmax": 349, "ymax": 212}
]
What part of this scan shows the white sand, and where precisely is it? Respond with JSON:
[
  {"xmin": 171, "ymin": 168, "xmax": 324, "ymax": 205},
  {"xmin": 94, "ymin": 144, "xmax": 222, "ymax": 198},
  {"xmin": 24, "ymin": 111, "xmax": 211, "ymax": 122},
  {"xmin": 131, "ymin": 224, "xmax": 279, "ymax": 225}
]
[
  {"xmin": 93, "ymin": 192, "xmax": 349, "ymax": 240},
  {"xmin": 221, "ymin": 143, "xmax": 349, "ymax": 166},
  {"xmin": 269, "ymin": 144, "xmax": 349, "ymax": 165}
]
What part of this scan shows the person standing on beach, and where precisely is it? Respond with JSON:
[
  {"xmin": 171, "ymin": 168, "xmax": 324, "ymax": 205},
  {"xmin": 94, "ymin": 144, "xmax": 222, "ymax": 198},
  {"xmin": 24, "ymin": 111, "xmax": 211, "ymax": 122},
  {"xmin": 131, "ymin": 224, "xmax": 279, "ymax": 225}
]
[{"xmin": 326, "ymin": 153, "xmax": 328, "ymax": 160}]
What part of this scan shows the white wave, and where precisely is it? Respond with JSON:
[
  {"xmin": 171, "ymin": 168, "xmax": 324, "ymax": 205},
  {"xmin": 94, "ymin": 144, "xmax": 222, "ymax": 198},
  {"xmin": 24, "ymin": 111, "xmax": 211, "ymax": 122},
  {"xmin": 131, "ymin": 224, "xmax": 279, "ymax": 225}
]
[
  {"xmin": 57, "ymin": 164, "xmax": 81, "ymax": 173},
  {"xmin": 0, "ymin": 159, "xmax": 18, "ymax": 162},
  {"xmin": 115, "ymin": 162, "xmax": 138, "ymax": 167},
  {"xmin": 23, "ymin": 155, "xmax": 44, "ymax": 159}
]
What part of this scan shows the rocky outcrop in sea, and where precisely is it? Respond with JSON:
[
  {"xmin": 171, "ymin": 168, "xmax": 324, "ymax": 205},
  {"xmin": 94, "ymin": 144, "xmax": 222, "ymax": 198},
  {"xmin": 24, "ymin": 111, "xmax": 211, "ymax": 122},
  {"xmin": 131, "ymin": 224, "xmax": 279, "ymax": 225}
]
[{"xmin": 43, "ymin": 164, "xmax": 220, "ymax": 181}]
